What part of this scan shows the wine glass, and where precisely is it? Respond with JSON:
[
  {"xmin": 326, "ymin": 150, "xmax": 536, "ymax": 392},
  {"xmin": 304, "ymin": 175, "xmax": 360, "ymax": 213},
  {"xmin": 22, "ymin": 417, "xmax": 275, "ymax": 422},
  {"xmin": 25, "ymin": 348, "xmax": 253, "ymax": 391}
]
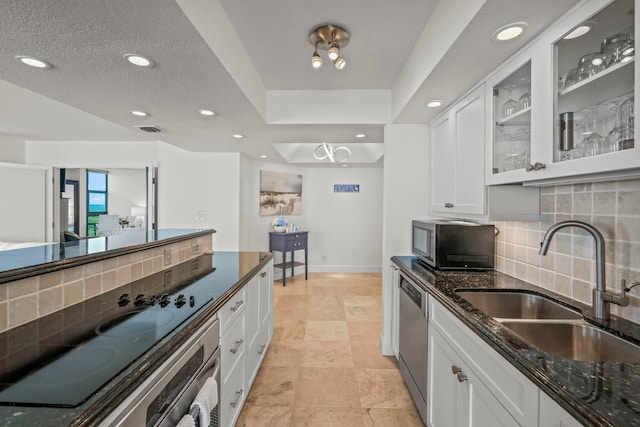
[{"xmin": 502, "ymin": 86, "xmax": 519, "ymax": 118}]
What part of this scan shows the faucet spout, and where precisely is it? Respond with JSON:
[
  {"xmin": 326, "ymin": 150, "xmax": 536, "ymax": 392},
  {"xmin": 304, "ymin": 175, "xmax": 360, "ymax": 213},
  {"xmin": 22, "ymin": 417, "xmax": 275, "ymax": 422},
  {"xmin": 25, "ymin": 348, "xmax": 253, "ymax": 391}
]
[{"xmin": 539, "ymin": 220, "xmax": 626, "ymax": 321}]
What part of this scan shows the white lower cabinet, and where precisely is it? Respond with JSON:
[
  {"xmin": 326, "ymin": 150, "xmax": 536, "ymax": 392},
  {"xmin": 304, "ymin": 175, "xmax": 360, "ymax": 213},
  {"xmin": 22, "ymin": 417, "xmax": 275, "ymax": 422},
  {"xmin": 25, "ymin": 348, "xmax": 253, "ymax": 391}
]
[
  {"xmin": 428, "ymin": 298, "xmax": 538, "ymax": 427},
  {"xmin": 220, "ymin": 261, "xmax": 273, "ymax": 427},
  {"xmin": 538, "ymin": 392, "xmax": 583, "ymax": 427}
]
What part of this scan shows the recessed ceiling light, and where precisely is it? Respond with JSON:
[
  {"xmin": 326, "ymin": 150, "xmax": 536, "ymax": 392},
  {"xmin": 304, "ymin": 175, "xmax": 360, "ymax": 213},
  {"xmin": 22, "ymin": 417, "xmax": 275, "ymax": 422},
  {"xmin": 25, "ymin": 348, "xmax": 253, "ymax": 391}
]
[
  {"xmin": 232, "ymin": 134, "xmax": 244, "ymax": 139},
  {"xmin": 260, "ymin": 155, "xmax": 268, "ymax": 158},
  {"xmin": 492, "ymin": 22, "xmax": 527, "ymax": 41},
  {"xmin": 355, "ymin": 133, "xmax": 366, "ymax": 138},
  {"xmin": 124, "ymin": 54, "xmax": 154, "ymax": 67},
  {"xmin": 426, "ymin": 100, "xmax": 443, "ymax": 108},
  {"xmin": 563, "ymin": 25, "xmax": 592, "ymax": 39},
  {"xmin": 16, "ymin": 56, "xmax": 51, "ymax": 69},
  {"xmin": 129, "ymin": 110, "xmax": 149, "ymax": 117},
  {"xmin": 199, "ymin": 109, "xmax": 216, "ymax": 116}
]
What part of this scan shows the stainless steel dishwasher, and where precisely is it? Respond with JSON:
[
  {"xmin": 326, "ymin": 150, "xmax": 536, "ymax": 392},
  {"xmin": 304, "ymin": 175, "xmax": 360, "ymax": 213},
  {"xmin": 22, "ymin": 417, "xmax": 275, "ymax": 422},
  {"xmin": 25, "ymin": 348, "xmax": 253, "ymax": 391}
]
[{"xmin": 398, "ymin": 272, "xmax": 428, "ymax": 424}]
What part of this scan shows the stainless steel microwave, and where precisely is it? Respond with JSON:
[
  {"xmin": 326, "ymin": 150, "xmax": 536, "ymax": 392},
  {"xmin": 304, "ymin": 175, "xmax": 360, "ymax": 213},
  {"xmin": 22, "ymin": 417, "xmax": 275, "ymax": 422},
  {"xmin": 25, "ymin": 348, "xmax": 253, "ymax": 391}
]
[{"xmin": 412, "ymin": 220, "xmax": 495, "ymax": 270}]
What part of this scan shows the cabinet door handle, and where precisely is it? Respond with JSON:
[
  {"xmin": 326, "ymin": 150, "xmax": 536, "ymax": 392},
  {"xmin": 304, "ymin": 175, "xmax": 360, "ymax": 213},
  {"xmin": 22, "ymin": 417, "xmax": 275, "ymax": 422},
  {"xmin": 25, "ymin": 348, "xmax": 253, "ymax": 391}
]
[
  {"xmin": 525, "ymin": 162, "xmax": 547, "ymax": 172},
  {"xmin": 258, "ymin": 344, "xmax": 267, "ymax": 355},
  {"xmin": 451, "ymin": 365, "xmax": 462, "ymax": 375},
  {"xmin": 230, "ymin": 299, "xmax": 244, "ymax": 312},
  {"xmin": 457, "ymin": 372, "xmax": 468, "ymax": 382},
  {"xmin": 230, "ymin": 389, "xmax": 244, "ymax": 408},
  {"xmin": 261, "ymin": 271, "xmax": 267, "ymax": 278},
  {"xmin": 444, "ymin": 203, "xmax": 454, "ymax": 208},
  {"xmin": 230, "ymin": 339, "xmax": 244, "ymax": 354},
  {"xmin": 451, "ymin": 365, "xmax": 467, "ymax": 382}
]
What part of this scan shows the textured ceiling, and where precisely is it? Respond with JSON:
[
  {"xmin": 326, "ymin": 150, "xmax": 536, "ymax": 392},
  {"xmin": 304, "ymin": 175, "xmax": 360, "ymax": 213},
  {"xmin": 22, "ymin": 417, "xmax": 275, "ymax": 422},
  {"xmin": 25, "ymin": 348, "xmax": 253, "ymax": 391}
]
[{"xmin": 0, "ymin": 0, "xmax": 581, "ymax": 165}]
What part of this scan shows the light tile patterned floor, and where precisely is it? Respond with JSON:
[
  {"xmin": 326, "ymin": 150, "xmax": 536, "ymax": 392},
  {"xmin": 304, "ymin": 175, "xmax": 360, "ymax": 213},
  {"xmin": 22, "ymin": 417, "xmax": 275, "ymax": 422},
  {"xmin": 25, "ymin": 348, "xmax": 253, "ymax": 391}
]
[{"xmin": 236, "ymin": 273, "xmax": 424, "ymax": 427}]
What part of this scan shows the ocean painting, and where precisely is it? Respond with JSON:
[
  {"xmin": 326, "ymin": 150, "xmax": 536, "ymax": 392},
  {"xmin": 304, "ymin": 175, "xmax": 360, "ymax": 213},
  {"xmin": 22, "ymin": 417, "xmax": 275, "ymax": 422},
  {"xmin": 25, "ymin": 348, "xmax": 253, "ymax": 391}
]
[{"xmin": 260, "ymin": 170, "xmax": 303, "ymax": 216}]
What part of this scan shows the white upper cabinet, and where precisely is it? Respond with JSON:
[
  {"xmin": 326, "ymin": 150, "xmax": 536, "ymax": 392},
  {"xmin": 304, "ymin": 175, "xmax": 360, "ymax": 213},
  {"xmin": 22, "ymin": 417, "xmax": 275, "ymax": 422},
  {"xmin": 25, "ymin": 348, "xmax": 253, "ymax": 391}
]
[
  {"xmin": 431, "ymin": 85, "xmax": 486, "ymax": 216},
  {"xmin": 487, "ymin": 0, "xmax": 638, "ymax": 185}
]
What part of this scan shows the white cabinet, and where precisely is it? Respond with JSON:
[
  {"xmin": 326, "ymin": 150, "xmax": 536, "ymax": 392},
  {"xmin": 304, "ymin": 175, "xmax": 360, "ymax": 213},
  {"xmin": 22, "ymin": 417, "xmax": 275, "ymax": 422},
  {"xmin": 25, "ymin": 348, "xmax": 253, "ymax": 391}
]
[
  {"xmin": 431, "ymin": 85, "xmax": 486, "ymax": 217},
  {"xmin": 390, "ymin": 262, "xmax": 400, "ymax": 359},
  {"xmin": 539, "ymin": 392, "xmax": 583, "ymax": 427},
  {"xmin": 220, "ymin": 261, "xmax": 273, "ymax": 427},
  {"xmin": 486, "ymin": 0, "xmax": 639, "ymax": 185},
  {"xmin": 429, "ymin": 328, "xmax": 520, "ymax": 427},
  {"xmin": 428, "ymin": 298, "xmax": 538, "ymax": 427}
]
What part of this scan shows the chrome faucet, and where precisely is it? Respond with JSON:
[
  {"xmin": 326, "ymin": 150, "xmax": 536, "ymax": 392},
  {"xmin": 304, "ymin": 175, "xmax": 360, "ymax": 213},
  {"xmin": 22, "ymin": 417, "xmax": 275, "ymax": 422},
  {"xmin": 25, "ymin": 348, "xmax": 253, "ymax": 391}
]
[{"xmin": 539, "ymin": 220, "xmax": 629, "ymax": 321}]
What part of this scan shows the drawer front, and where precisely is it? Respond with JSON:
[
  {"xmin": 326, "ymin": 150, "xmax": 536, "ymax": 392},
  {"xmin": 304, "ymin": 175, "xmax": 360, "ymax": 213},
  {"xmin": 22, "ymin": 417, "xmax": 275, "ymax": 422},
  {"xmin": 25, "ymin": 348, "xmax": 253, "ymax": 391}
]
[
  {"xmin": 219, "ymin": 286, "xmax": 247, "ymax": 331},
  {"xmin": 429, "ymin": 299, "xmax": 537, "ymax": 427},
  {"xmin": 221, "ymin": 312, "xmax": 246, "ymax": 386},
  {"xmin": 220, "ymin": 358, "xmax": 245, "ymax": 427},
  {"xmin": 284, "ymin": 234, "xmax": 307, "ymax": 251},
  {"xmin": 246, "ymin": 322, "xmax": 270, "ymax": 388}
]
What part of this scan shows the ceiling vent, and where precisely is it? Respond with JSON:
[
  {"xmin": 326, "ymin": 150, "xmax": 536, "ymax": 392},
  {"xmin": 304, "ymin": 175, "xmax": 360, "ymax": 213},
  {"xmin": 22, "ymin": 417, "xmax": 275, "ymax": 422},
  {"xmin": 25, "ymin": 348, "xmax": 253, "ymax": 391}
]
[{"xmin": 135, "ymin": 125, "xmax": 163, "ymax": 133}]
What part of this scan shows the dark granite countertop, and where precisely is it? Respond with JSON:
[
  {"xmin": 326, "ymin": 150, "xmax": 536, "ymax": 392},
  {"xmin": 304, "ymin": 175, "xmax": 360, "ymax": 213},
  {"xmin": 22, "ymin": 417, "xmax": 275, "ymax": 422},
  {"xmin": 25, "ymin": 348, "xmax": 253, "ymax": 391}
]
[
  {"xmin": 0, "ymin": 228, "xmax": 215, "ymax": 284},
  {"xmin": 0, "ymin": 251, "xmax": 272, "ymax": 427},
  {"xmin": 392, "ymin": 256, "xmax": 640, "ymax": 427}
]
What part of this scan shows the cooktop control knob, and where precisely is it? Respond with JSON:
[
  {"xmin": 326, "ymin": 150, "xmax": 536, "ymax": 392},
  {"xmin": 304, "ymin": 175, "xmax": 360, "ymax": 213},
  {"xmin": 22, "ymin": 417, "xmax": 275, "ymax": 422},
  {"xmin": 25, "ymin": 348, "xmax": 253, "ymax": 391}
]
[
  {"xmin": 134, "ymin": 294, "xmax": 146, "ymax": 307},
  {"xmin": 118, "ymin": 293, "xmax": 130, "ymax": 307},
  {"xmin": 159, "ymin": 293, "xmax": 170, "ymax": 308},
  {"xmin": 175, "ymin": 294, "xmax": 186, "ymax": 308},
  {"xmin": 190, "ymin": 295, "xmax": 195, "ymax": 307}
]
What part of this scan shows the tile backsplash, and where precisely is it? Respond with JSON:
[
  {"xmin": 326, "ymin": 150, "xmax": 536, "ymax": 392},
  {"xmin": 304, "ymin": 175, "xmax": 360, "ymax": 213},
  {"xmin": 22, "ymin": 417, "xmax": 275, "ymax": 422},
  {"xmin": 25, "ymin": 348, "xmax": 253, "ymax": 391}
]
[{"xmin": 495, "ymin": 178, "xmax": 640, "ymax": 323}]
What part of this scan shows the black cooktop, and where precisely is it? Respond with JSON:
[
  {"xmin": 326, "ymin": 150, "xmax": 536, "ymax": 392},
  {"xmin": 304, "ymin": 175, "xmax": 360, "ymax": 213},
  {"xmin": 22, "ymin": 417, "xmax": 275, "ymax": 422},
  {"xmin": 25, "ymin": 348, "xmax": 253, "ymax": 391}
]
[{"xmin": 0, "ymin": 254, "xmax": 214, "ymax": 408}]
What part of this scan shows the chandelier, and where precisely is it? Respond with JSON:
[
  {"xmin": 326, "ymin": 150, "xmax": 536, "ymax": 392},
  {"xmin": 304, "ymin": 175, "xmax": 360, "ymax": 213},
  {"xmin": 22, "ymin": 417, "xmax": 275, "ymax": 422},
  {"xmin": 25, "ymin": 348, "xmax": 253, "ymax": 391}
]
[
  {"xmin": 313, "ymin": 142, "xmax": 351, "ymax": 162},
  {"xmin": 309, "ymin": 24, "xmax": 350, "ymax": 70}
]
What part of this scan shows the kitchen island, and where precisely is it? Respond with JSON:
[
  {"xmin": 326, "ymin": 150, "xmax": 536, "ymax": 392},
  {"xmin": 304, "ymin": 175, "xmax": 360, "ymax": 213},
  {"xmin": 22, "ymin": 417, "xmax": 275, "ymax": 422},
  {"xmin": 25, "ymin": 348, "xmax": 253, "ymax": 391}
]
[
  {"xmin": 0, "ymin": 250, "xmax": 273, "ymax": 426},
  {"xmin": 393, "ymin": 256, "xmax": 640, "ymax": 427}
]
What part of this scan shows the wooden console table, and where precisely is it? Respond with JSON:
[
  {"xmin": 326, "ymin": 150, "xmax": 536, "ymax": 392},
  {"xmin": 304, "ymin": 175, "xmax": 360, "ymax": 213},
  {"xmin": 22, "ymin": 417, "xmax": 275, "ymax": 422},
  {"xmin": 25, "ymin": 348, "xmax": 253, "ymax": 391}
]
[{"xmin": 268, "ymin": 231, "xmax": 308, "ymax": 286}]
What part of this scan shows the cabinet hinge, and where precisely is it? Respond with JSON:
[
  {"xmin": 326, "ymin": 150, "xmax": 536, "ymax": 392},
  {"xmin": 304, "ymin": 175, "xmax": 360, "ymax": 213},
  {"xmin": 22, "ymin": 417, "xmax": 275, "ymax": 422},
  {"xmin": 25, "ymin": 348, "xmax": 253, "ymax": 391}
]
[{"xmin": 493, "ymin": 88, "xmax": 499, "ymax": 97}]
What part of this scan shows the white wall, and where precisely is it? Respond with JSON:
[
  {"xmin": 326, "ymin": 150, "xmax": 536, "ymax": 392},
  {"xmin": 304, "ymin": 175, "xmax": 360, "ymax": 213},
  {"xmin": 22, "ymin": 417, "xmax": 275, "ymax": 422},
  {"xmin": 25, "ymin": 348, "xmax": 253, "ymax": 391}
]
[
  {"xmin": 0, "ymin": 134, "xmax": 26, "ymax": 163},
  {"xmin": 306, "ymin": 167, "xmax": 383, "ymax": 272},
  {"xmin": 239, "ymin": 157, "xmax": 383, "ymax": 276},
  {"xmin": 381, "ymin": 124, "xmax": 430, "ymax": 354},
  {"xmin": 157, "ymin": 144, "xmax": 241, "ymax": 250},
  {"xmin": 105, "ymin": 168, "xmax": 147, "ymax": 220}
]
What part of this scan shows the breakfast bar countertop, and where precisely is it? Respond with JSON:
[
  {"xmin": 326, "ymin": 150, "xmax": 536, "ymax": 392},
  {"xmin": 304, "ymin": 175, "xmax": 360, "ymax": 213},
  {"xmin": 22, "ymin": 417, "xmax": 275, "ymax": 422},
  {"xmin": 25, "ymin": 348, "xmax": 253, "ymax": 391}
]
[{"xmin": 392, "ymin": 255, "xmax": 640, "ymax": 427}]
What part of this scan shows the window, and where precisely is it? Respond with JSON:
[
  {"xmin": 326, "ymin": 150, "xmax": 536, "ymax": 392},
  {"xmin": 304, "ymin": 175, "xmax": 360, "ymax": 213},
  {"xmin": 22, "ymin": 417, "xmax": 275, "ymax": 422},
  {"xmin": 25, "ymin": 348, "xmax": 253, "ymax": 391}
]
[{"xmin": 87, "ymin": 170, "xmax": 108, "ymax": 236}]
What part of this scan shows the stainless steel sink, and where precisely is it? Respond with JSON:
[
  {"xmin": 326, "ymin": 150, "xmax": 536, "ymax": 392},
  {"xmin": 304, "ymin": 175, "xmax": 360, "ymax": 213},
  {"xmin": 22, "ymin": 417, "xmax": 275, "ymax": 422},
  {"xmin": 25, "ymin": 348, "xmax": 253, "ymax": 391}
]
[
  {"xmin": 501, "ymin": 321, "xmax": 640, "ymax": 363},
  {"xmin": 455, "ymin": 290, "xmax": 582, "ymax": 320}
]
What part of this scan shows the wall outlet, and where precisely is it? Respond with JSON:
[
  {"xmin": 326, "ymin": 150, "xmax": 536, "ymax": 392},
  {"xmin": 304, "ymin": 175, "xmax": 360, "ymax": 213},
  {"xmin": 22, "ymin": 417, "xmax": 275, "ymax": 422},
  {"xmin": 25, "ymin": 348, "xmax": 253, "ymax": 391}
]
[
  {"xmin": 196, "ymin": 210, "xmax": 206, "ymax": 221},
  {"xmin": 164, "ymin": 249, "xmax": 172, "ymax": 266},
  {"xmin": 191, "ymin": 240, "xmax": 199, "ymax": 255}
]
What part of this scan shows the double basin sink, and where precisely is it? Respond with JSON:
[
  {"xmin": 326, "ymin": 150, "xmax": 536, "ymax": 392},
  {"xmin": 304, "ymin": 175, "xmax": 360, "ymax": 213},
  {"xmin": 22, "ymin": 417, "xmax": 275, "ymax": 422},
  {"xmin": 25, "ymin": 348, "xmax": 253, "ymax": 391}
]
[{"xmin": 455, "ymin": 289, "xmax": 640, "ymax": 363}]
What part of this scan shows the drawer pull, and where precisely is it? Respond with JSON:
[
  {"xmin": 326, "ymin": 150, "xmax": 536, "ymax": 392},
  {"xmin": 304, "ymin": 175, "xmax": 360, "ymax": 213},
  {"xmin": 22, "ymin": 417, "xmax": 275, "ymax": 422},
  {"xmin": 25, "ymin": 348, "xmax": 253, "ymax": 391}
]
[
  {"xmin": 444, "ymin": 202, "xmax": 454, "ymax": 208},
  {"xmin": 451, "ymin": 365, "xmax": 467, "ymax": 382},
  {"xmin": 258, "ymin": 344, "xmax": 267, "ymax": 355},
  {"xmin": 230, "ymin": 339, "xmax": 244, "ymax": 354},
  {"xmin": 261, "ymin": 271, "xmax": 267, "ymax": 278},
  {"xmin": 230, "ymin": 299, "xmax": 244, "ymax": 312},
  {"xmin": 230, "ymin": 389, "xmax": 244, "ymax": 408}
]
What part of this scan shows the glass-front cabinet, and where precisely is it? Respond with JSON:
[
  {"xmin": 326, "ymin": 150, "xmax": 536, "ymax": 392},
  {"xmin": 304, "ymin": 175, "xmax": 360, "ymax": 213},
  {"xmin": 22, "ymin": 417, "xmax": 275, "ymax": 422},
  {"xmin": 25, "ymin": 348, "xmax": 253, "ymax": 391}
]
[
  {"xmin": 487, "ymin": 0, "xmax": 639, "ymax": 185},
  {"xmin": 488, "ymin": 60, "xmax": 533, "ymax": 179}
]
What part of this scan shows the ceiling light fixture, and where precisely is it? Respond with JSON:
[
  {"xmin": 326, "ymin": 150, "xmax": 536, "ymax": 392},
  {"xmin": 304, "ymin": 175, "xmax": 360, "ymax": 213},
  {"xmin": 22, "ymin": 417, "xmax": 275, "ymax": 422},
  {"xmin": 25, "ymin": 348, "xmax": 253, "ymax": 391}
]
[
  {"xmin": 309, "ymin": 24, "xmax": 350, "ymax": 71},
  {"xmin": 492, "ymin": 22, "xmax": 527, "ymax": 41},
  {"xmin": 426, "ymin": 100, "xmax": 443, "ymax": 108},
  {"xmin": 232, "ymin": 134, "xmax": 244, "ymax": 139},
  {"xmin": 199, "ymin": 109, "xmax": 216, "ymax": 116},
  {"xmin": 16, "ymin": 56, "xmax": 51, "ymax": 69},
  {"xmin": 129, "ymin": 110, "xmax": 149, "ymax": 117},
  {"xmin": 260, "ymin": 155, "xmax": 268, "ymax": 158},
  {"xmin": 313, "ymin": 142, "xmax": 351, "ymax": 163},
  {"xmin": 355, "ymin": 133, "xmax": 366, "ymax": 138},
  {"xmin": 124, "ymin": 54, "xmax": 154, "ymax": 67}
]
